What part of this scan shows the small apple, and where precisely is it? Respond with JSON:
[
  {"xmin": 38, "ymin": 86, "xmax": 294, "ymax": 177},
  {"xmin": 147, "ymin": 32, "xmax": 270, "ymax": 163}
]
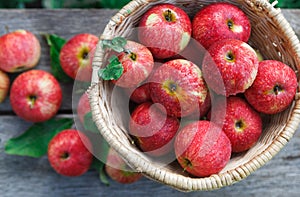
[
  {"xmin": 174, "ymin": 120, "xmax": 231, "ymax": 177},
  {"xmin": 0, "ymin": 70, "xmax": 10, "ymax": 103},
  {"xmin": 0, "ymin": 29, "xmax": 41, "ymax": 73},
  {"xmin": 125, "ymin": 83, "xmax": 151, "ymax": 104},
  {"xmin": 60, "ymin": 33, "xmax": 98, "ymax": 82},
  {"xmin": 77, "ymin": 92, "xmax": 91, "ymax": 124},
  {"xmin": 202, "ymin": 39, "xmax": 259, "ymax": 96},
  {"xmin": 214, "ymin": 96, "xmax": 262, "ymax": 153},
  {"xmin": 245, "ymin": 60, "xmax": 298, "ymax": 114},
  {"xmin": 105, "ymin": 148, "xmax": 142, "ymax": 184},
  {"xmin": 129, "ymin": 102, "xmax": 179, "ymax": 156},
  {"xmin": 138, "ymin": 3, "xmax": 192, "ymax": 59},
  {"xmin": 10, "ymin": 70, "xmax": 62, "ymax": 122},
  {"xmin": 149, "ymin": 59, "xmax": 208, "ymax": 117},
  {"xmin": 48, "ymin": 129, "xmax": 93, "ymax": 177},
  {"xmin": 112, "ymin": 40, "xmax": 154, "ymax": 88},
  {"xmin": 192, "ymin": 2, "xmax": 251, "ymax": 49}
]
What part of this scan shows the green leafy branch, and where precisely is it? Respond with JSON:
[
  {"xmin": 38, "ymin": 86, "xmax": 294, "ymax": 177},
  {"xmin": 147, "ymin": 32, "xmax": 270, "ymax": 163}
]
[{"xmin": 98, "ymin": 37, "xmax": 128, "ymax": 81}]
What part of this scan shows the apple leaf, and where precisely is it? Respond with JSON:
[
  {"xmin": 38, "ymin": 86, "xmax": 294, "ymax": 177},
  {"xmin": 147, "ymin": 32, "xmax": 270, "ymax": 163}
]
[
  {"xmin": 83, "ymin": 111, "xmax": 99, "ymax": 133},
  {"xmin": 44, "ymin": 34, "xmax": 73, "ymax": 83},
  {"xmin": 98, "ymin": 55, "xmax": 124, "ymax": 80},
  {"xmin": 4, "ymin": 118, "xmax": 73, "ymax": 158},
  {"xmin": 91, "ymin": 157, "xmax": 110, "ymax": 186},
  {"xmin": 101, "ymin": 37, "xmax": 127, "ymax": 53}
]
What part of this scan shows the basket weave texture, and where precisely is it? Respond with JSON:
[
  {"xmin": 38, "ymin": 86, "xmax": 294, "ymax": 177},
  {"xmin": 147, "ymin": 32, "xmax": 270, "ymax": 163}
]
[{"xmin": 88, "ymin": 0, "xmax": 300, "ymax": 192}]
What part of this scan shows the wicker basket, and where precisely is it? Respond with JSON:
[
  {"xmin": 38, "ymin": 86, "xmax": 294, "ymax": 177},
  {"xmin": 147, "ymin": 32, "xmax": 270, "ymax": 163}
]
[{"xmin": 88, "ymin": 0, "xmax": 300, "ymax": 192}]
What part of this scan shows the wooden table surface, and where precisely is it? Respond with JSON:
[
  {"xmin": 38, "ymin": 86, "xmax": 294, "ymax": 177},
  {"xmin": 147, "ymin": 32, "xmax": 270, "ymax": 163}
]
[{"xmin": 1, "ymin": 8, "xmax": 300, "ymax": 197}]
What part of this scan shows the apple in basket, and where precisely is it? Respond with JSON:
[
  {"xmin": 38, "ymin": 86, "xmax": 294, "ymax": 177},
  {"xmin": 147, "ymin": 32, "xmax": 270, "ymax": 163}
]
[
  {"xmin": 192, "ymin": 2, "xmax": 251, "ymax": 49},
  {"xmin": 125, "ymin": 83, "xmax": 152, "ymax": 104},
  {"xmin": 77, "ymin": 92, "xmax": 91, "ymax": 124},
  {"xmin": 0, "ymin": 29, "xmax": 41, "ymax": 73},
  {"xmin": 174, "ymin": 120, "xmax": 231, "ymax": 177},
  {"xmin": 202, "ymin": 39, "xmax": 259, "ymax": 96},
  {"xmin": 213, "ymin": 96, "xmax": 262, "ymax": 153},
  {"xmin": 48, "ymin": 129, "xmax": 93, "ymax": 177},
  {"xmin": 60, "ymin": 33, "xmax": 99, "ymax": 82},
  {"xmin": 148, "ymin": 59, "xmax": 208, "ymax": 118},
  {"xmin": 100, "ymin": 40, "xmax": 154, "ymax": 88},
  {"xmin": 105, "ymin": 148, "xmax": 143, "ymax": 184},
  {"xmin": 0, "ymin": 70, "xmax": 10, "ymax": 103},
  {"xmin": 129, "ymin": 102, "xmax": 179, "ymax": 156},
  {"xmin": 245, "ymin": 60, "xmax": 298, "ymax": 114},
  {"xmin": 9, "ymin": 70, "xmax": 62, "ymax": 122},
  {"xmin": 138, "ymin": 3, "xmax": 192, "ymax": 59}
]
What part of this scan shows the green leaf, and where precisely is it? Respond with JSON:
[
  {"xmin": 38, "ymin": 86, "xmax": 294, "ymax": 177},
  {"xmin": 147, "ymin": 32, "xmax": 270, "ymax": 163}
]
[
  {"xmin": 91, "ymin": 157, "xmax": 110, "ymax": 186},
  {"xmin": 83, "ymin": 111, "xmax": 99, "ymax": 133},
  {"xmin": 44, "ymin": 34, "xmax": 73, "ymax": 83},
  {"xmin": 100, "ymin": 0, "xmax": 131, "ymax": 9},
  {"xmin": 98, "ymin": 55, "xmax": 124, "ymax": 80},
  {"xmin": 101, "ymin": 37, "xmax": 127, "ymax": 53},
  {"xmin": 5, "ymin": 118, "xmax": 73, "ymax": 158}
]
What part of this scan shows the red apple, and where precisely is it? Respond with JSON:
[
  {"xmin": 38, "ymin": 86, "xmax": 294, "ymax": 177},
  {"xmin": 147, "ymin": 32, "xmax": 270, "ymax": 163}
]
[
  {"xmin": 245, "ymin": 60, "xmax": 298, "ymax": 114},
  {"xmin": 214, "ymin": 97, "xmax": 262, "ymax": 153},
  {"xmin": 112, "ymin": 40, "xmax": 154, "ymax": 88},
  {"xmin": 48, "ymin": 129, "xmax": 93, "ymax": 177},
  {"xmin": 149, "ymin": 59, "xmax": 208, "ymax": 117},
  {"xmin": 125, "ymin": 83, "xmax": 151, "ymax": 104},
  {"xmin": 77, "ymin": 92, "xmax": 91, "ymax": 124},
  {"xmin": 60, "ymin": 33, "xmax": 98, "ymax": 82},
  {"xmin": 10, "ymin": 70, "xmax": 62, "ymax": 122},
  {"xmin": 129, "ymin": 102, "xmax": 179, "ymax": 156},
  {"xmin": 0, "ymin": 70, "xmax": 10, "ymax": 103},
  {"xmin": 174, "ymin": 120, "xmax": 231, "ymax": 177},
  {"xmin": 192, "ymin": 2, "xmax": 251, "ymax": 49},
  {"xmin": 202, "ymin": 39, "xmax": 259, "ymax": 96},
  {"xmin": 0, "ymin": 29, "xmax": 41, "ymax": 73},
  {"xmin": 105, "ymin": 148, "xmax": 142, "ymax": 184},
  {"xmin": 138, "ymin": 4, "xmax": 192, "ymax": 59}
]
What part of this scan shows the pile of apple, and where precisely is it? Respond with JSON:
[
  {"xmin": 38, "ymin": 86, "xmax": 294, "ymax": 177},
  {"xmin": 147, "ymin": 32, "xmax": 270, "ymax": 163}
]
[
  {"xmin": 100, "ymin": 2, "xmax": 298, "ymax": 178},
  {"xmin": 0, "ymin": 30, "xmax": 142, "ymax": 183}
]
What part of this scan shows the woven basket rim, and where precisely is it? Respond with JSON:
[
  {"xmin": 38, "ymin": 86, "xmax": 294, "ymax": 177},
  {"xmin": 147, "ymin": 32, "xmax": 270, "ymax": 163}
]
[{"xmin": 88, "ymin": 0, "xmax": 300, "ymax": 192}]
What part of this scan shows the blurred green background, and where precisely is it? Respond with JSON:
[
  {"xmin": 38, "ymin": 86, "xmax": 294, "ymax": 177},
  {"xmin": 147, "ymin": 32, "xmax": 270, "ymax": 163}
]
[{"xmin": 0, "ymin": 0, "xmax": 299, "ymax": 9}]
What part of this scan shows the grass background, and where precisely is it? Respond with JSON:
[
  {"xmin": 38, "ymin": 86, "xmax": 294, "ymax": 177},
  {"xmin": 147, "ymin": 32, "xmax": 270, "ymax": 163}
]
[{"xmin": 0, "ymin": 0, "xmax": 299, "ymax": 9}]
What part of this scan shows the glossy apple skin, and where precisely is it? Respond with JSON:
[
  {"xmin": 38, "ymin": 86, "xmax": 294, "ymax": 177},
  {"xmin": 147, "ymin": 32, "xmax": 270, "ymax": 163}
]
[
  {"xmin": 0, "ymin": 70, "xmax": 10, "ymax": 103},
  {"xmin": 0, "ymin": 30, "xmax": 41, "ymax": 73},
  {"xmin": 113, "ymin": 41, "xmax": 154, "ymax": 88},
  {"xmin": 105, "ymin": 148, "xmax": 142, "ymax": 184},
  {"xmin": 138, "ymin": 4, "xmax": 192, "ymax": 59},
  {"xmin": 77, "ymin": 93, "xmax": 91, "ymax": 124},
  {"xmin": 214, "ymin": 97, "xmax": 262, "ymax": 153},
  {"xmin": 129, "ymin": 102, "xmax": 179, "ymax": 156},
  {"xmin": 192, "ymin": 2, "xmax": 251, "ymax": 49},
  {"xmin": 245, "ymin": 60, "xmax": 298, "ymax": 114},
  {"xmin": 10, "ymin": 70, "xmax": 62, "ymax": 122},
  {"xmin": 202, "ymin": 39, "xmax": 258, "ymax": 96},
  {"xmin": 149, "ymin": 59, "xmax": 208, "ymax": 117},
  {"xmin": 48, "ymin": 129, "xmax": 93, "ymax": 177},
  {"xmin": 60, "ymin": 33, "xmax": 98, "ymax": 82},
  {"xmin": 174, "ymin": 120, "xmax": 231, "ymax": 177}
]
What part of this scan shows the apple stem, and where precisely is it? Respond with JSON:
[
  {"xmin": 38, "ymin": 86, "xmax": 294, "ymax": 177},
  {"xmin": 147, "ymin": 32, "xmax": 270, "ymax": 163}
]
[
  {"xmin": 5, "ymin": 25, "xmax": 10, "ymax": 33},
  {"xmin": 227, "ymin": 20, "xmax": 234, "ymax": 30},
  {"xmin": 273, "ymin": 85, "xmax": 283, "ymax": 95},
  {"xmin": 164, "ymin": 10, "xmax": 174, "ymax": 22},
  {"xmin": 28, "ymin": 95, "xmax": 37, "ymax": 109}
]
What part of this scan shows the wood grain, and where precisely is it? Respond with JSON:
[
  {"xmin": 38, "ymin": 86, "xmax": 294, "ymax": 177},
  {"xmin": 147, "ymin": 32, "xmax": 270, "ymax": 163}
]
[{"xmin": 0, "ymin": 9, "xmax": 300, "ymax": 197}]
